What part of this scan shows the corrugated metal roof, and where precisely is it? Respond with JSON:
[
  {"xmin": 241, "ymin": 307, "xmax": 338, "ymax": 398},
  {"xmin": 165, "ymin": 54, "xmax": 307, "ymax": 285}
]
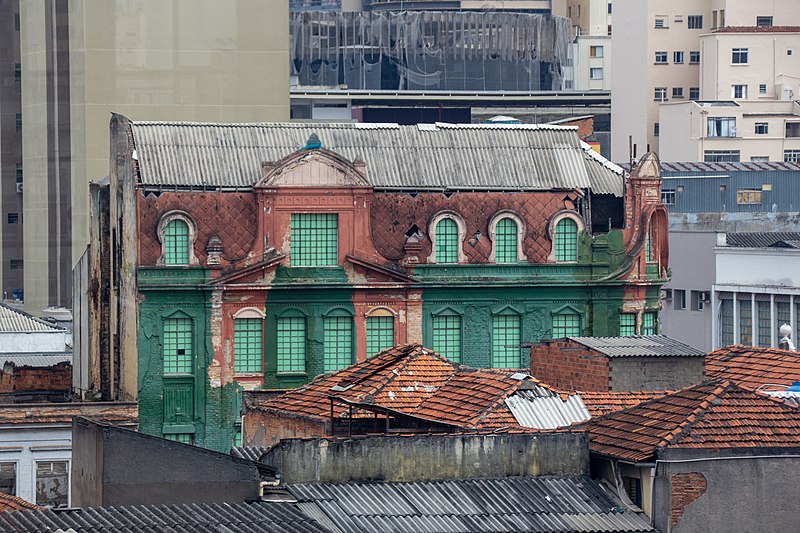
[
  {"xmin": 288, "ymin": 476, "xmax": 655, "ymax": 533},
  {"xmin": 725, "ymin": 232, "xmax": 800, "ymax": 248},
  {"xmin": 130, "ymin": 121, "xmax": 625, "ymax": 195},
  {"xmin": 0, "ymin": 303, "xmax": 63, "ymax": 333},
  {"xmin": 230, "ymin": 445, "xmax": 270, "ymax": 462},
  {"xmin": 658, "ymin": 161, "xmax": 800, "ymax": 172},
  {"xmin": 0, "ymin": 352, "xmax": 71, "ymax": 367},
  {"xmin": 567, "ymin": 336, "xmax": 705, "ymax": 358},
  {"xmin": 505, "ymin": 389, "xmax": 591, "ymax": 429}
]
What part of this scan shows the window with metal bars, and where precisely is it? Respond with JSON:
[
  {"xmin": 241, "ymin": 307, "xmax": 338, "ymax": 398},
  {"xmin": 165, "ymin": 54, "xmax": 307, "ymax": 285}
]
[
  {"xmin": 435, "ymin": 218, "xmax": 459, "ymax": 263},
  {"xmin": 366, "ymin": 315, "xmax": 394, "ymax": 356},
  {"xmin": 432, "ymin": 314, "xmax": 462, "ymax": 362},
  {"xmin": 163, "ymin": 317, "xmax": 192, "ymax": 374},
  {"xmin": 323, "ymin": 315, "xmax": 353, "ymax": 372},
  {"xmin": 739, "ymin": 299, "xmax": 752, "ymax": 345},
  {"xmin": 619, "ymin": 313, "xmax": 636, "ymax": 336},
  {"xmin": 276, "ymin": 317, "xmax": 306, "ymax": 373},
  {"xmin": 555, "ymin": 218, "xmax": 578, "ymax": 262},
  {"xmin": 641, "ymin": 312, "xmax": 657, "ymax": 335},
  {"xmin": 494, "ymin": 218, "xmax": 518, "ymax": 263},
  {"xmin": 720, "ymin": 298, "xmax": 734, "ymax": 345},
  {"xmin": 290, "ymin": 213, "xmax": 338, "ymax": 266},
  {"xmin": 234, "ymin": 318, "xmax": 263, "ymax": 373},
  {"xmin": 164, "ymin": 220, "xmax": 190, "ymax": 265},
  {"xmin": 552, "ymin": 312, "xmax": 581, "ymax": 338},
  {"xmin": 164, "ymin": 433, "xmax": 193, "ymax": 444},
  {"xmin": 492, "ymin": 313, "xmax": 521, "ymax": 368},
  {"xmin": 757, "ymin": 301, "xmax": 771, "ymax": 347}
]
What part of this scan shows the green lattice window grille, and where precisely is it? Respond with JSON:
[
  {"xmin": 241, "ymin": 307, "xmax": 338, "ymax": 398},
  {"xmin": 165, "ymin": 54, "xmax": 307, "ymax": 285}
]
[
  {"xmin": 552, "ymin": 312, "xmax": 581, "ymax": 338},
  {"xmin": 492, "ymin": 313, "xmax": 522, "ymax": 368},
  {"xmin": 619, "ymin": 313, "xmax": 636, "ymax": 336},
  {"xmin": 646, "ymin": 226, "xmax": 653, "ymax": 261},
  {"xmin": 366, "ymin": 315, "xmax": 394, "ymax": 356},
  {"xmin": 234, "ymin": 318, "xmax": 263, "ymax": 373},
  {"xmin": 435, "ymin": 217, "xmax": 459, "ymax": 263},
  {"xmin": 164, "ymin": 219, "xmax": 190, "ymax": 265},
  {"xmin": 323, "ymin": 315, "xmax": 353, "ymax": 372},
  {"xmin": 163, "ymin": 317, "xmax": 192, "ymax": 374},
  {"xmin": 290, "ymin": 213, "xmax": 338, "ymax": 266},
  {"xmin": 739, "ymin": 299, "xmax": 752, "ymax": 345},
  {"xmin": 757, "ymin": 301, "xmax": 771, "ymax": 346},
  {"xmin": 495, "ymin": 218, "xmax": 518, "ymax": 263},
  {"xmin": 432, "ymin": 314, "xmax": 462, "ymax": 362},
  {"xmin": 276, "ymin": 316, "xmax": 306, "ymax": 373},
  {"xmin": 641, "ymin": 312, "xmax": 657, "ymax": 335},
  {"xmin": 554, "ymin": 218, "xmax": 578, "ymax": 262},
  {"xmin": 720, "ymin": 298, "xmax": 734, "ymax": 345},
  {"xmin": 164, "ymin": 433, "xmax": 193, "ymax": 444}
]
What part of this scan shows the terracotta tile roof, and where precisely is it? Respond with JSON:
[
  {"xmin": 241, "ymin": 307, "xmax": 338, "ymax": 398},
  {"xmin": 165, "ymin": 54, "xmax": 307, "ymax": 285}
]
[
  {"xmin": 0, "ymin": 402, "xmax": 138, "ymax": 425},
  {"xmin": 714, "ymin": 26, "xmax": 800, "ymax": 33},
  {"xmin": 583, "ymin": 381, "xmax": 800, "ymax": 462},
  {"xmin": 705, "ymin": 344, "xmax": 800, "ymax": 390},
  {"xmin": 579, "ymin": 390, "xmax": 673, "ymax": 417},
  {"xmin": 0, "ymin": 493, "xmax": 43, "ymax": 512}
]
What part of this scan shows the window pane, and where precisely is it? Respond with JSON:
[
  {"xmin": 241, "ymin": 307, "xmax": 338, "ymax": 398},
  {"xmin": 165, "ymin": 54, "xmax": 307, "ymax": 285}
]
[
  {"xmin": 492, "ymin": 314, "xmax": 521, "ymax": 367},
  {"xmin": 164, "ymin": 318, "xmax": 192, "ymax": 374},
  {"xmin": 555, "ymin": 218, "xmax": 578, "ymax": 261},
  {"xmin": 277, "ymin": 317, "xmax": 306, "ymax": 372},
  {"xmin": 165, "ymin": 433, "xmax": 193, "ymax": 444},
  {"xmin": 642, "ymin": 312, "xmax": 657, "ymax": 335},
  {"xmin": 164, "ymin": 219, "xmax": 190, "ymax": 265},
  {"xmin": 620, "ymin": 313, "xmax": 636, "ymax": 336},
  {"xmin": 291, "ymin": 213, "xmax": 338, "ymax": 266},
  {"xmin": 435, "ymin": 218, "xmax": 459, "ymax": 263},
  {"xmin": 495, "ymin": 218, "xmax": 518, "ymax": 263},
  {"xmin": 777, "ymin": 302, "xmax": 790, "ymax": 330},
  {"xmin": 35, "ymin": 461, "xmax": 68, "ymax": 507},
  {"xmin": 234, "ymin": 318, "xmax": 263, "ymax": 373},
  {"xmin": 323, "ymin": 316, "xmax": 353, "ymax": 372},
  {"xmin": 432, "ymin": 315, "xmax": 462, "ymax": 362},
  {"xmin": 757, "ymin": 301, "xmax": 771, "ymax": 347},
  {"xmin": 366, "ymin": 315, "xmax": 394, "ymax": 356},
  {"xmin": 720, "ymin": 298, "xmax": 734, "ymax": 345},
  {"xmin": 0, "ymin": 463, "xmax": 16, "ymax": 496},
  {"xmin": 553, "ymin": 313, "xmax": 581, "ymax": 338},
  {"xmin": 739, "ymin": 299, "xmax": 752, "ymax": 345}
]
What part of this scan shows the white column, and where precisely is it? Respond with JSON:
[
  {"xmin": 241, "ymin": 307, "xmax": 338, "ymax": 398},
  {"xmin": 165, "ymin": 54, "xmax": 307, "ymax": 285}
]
[
  {"xmin": 711, "ymin": 288, "xmax": 718, "ymax": 350},
  {"xmin": 770, "ymin": 294, "xmax": 776, "ymax": 348},
  {"xmin": 733, "ymin": 291, "xmax": 739, "ymax": 344},
  {"xmin": 751, "ymin": 293, "xmax": 756, "ymax": 347}
]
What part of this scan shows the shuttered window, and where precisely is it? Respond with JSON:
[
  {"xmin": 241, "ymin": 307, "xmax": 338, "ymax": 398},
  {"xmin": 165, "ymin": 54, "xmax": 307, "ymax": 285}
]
[
  {"xmin": 234, "ymin": 318, "xmax": 263, "ymax": 373},
  {"xmin": 495, "ymin": 218, "xmax": 518, "ymax": 263},
  {"xmin": 164, "ymin": 220, "xmax": 190, "ymax": 265},
  {"xmin": 366, "ymin": 315, "xmax": 394, "ymax": 356},
  {"xmin": 164, "ymin": 318, "xmax": 192, "ymax": 374}
]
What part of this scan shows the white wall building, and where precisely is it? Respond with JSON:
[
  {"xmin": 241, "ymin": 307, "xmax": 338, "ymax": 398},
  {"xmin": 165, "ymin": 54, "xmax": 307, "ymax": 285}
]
[
  {"xmin": 566, "ymin": 0, "xmax": 612, "ymax": 91},
  {"xmin": 0, "ymin": 303, "xmax": 69, "ymax": 355}
]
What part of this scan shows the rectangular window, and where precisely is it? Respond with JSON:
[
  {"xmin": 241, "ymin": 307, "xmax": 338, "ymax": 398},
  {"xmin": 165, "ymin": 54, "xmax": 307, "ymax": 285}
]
[
  {"xmin": 9, "ymin": 259, "xmax": 22, "ymax": 270},
  {"xmin": 495, "ymin": 218, "xmax": 518, "ymax": 263},
  {"xmin": 14, "ymin": 13, "xmax": 19, "ymax": 31},
  {"xmin": 607, "ymin": 3, "xmax": 612, "ymax": 14},
  {"xmin": 736, "ymin": 189, "xmax": 762, "ymax": 205},
  {"xmin": 35, "ymin": 461, "xmax": 68, "ymax": 507},
  {"xmin": 492, "ymin": 314, "xmax": 521, "ymax": 368},
  {"xmin": 0, "ymin": 463, "xmax": 16, "ymax": 495},
  {"xmin": 165, "ymin": 433, "xmax": 193, "ymax": 444},
  {"xmin": 739, "ymin": 299, "xmax": 752, "ymax": 345},
  {"xmin": 755, "ymin": 122, "xmax": 769, "ymax": 135},
  {"xmin": 757, "ymin": 301, "xmax": 771, "ymax": 347},
  {"xmin": 704, "ymin": 150, "xmax": 740, "ymax": 163},
  {"xmin": 674, "ymin": 289, "xmax": 687, "ymax": 310},
  {"xmin": 777, "ymin": 301, "xmax": 791, "ymax": 330},
  {"xmin": 15, "ymin": 114, "xmax": 21, "ymax": 133},
  {"xmin": 15, "ymin": 164, "xmax": 22, "ymax": 184},
  {"xmin": 619, "ymin": 313, "xmax": 636, "ymax": 336},
  {"xmin": 673, "ymin": 51, "xmax": 684, "ymax": 64},
  {"xmin": 323, "ymin": 316, "xmax": 353, "ymax": 372},
  {"xmin": 554, "ymin": 218, "xmax": 578, "ymax": 262},
  {"xmin": 590, "ymin": 45, "xmax": 604, "ymax": 58},
  {"xmin": 654, "ymin": 122, "xmax": 660, "ymax": 137},
  {"xmin": 607, "ymin": 25, "xmax": 612, "ymax": 36},
  {"xmin": 751, "ymin": 156, "xmax": 770, "ymax": 162},
  {"xmin": 672, "ymin": 87, "xmax": 684, "ymax": 99},
  {"xmin": 759, "ymin": 83, "xmax": 767, "ymax": 95},
  {"xmin": 687, "ymin": 15, "xmax": 703, "ymax": 29},
  {"xmin": 276, "ymin": 317, "xmax": 306, "ymax": 373},
  {"xmin": 164, "ymin": 220, "xmax": 190, "ymax": 265},
  {"xmin": 552, "ymin": 313, "xmax": 581, "ymax": 338},
  {"xmin": 234, "ymin": 318, "xmax": 262, "ymax": 373},
  {"xmin": 732, "ymin": 48, "xmax": 748, "ymax": 64},
  {"xmin": 290, "ymin": 213, "xmax": 338, "ymax": 266},
  {"xmin": 7, "ymin": 213, "xmax": 19, "ymax": 224},
  {"xmin": 14, "ymin": 63, "xmax": 20, "ymax": 82},
  {"xmin": 641, "ymin": 312, "xmax": 657, "ymax": 335},
  {"xmin": 731, "ymin": 84, "xmax": 747, "ymax": 99},
  {"xmin": 366, "ymin": 315, "xmax": 394, "ymax": 356},
  {"xmin": 785, "ymin": 150, "xmax": 800, "ymax": 163},
  {"xmin": 654, "ymin": 87, "xmax": 667, "ymax": 101},
  {"xmin": 654, "ymin": 18, "xmax": 666, "ymax": 28},
  {"xmin": 654, "ymin": 51, "xmax": 668, "ymax": 64},
  {"xmin": 691, "ymin": 291, "xmax": 706, "ymax": 311},
  {"xmin": 707, "ymin": 117, "xmax": 736, "ymax": 137},
  {"xmin": 661, "ymin": 189, "xmax": 675, "ymax": 205},
  {"xmin": 435, "ymin": 218, "xmax": 460, "ymax": 263},
  {"xmin": 689, "ymin": 51, "xmax": 700, "ymax": 64},
  {"xmin": 720, "ymin": 297, "xmax": 733, "ymax": 345},
  {"xmin": 786, "ymin": 123, "xmax": 800, "ymax": 138},
  {"xmin": 756, "ymin": 16, "xmax": 773, "ymax": 27},
  {"xmin": 432, "ymin": 314, "xmax": 462, "ymax": 362},
  {"xmin": 163, "ymin": 317, "xmax": 193, "ymax": 374},
  {"xmin": 689, "ymin": 87, "xmax": 700, "ymax": 100},
  {"xmin": 590, "ymin": 68, "xmax": 604, "ymax": 80}
]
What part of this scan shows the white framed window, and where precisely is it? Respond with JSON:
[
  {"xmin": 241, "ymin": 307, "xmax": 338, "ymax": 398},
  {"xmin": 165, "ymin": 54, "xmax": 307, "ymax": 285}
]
[
  {"xmin": 756, "ymin": 16, "xmax": 773, "ymax": 27},
  {"xmin": 689, "ymin": 87, "xmax": 700, "ymax": 100},
  {"xmin": 157, "ymin": 211, "xmax": 199, "ymax": 266},
  {"xmin": 731, "ymin": 84, "xmax": 747, "ymax": 99},
  {"xmin": 755, "ymin": 122, "xmax": 768, "ymax": 135},
  {"xmin": 427, "ymin": 212, "xmax": 467, "ymax": 264},
  {"xmin": 751, "ymin": 156, "xmax": 770, "ymax": 162},
  {"xmin": 732, "ymin": 48, "xmax": 748, "ymax": 64},
  {"xmin": 654, "ymin": 51, "xmax": 668, "ymax": 64},
  {"xmin": 654, "ymin": 17, "xmax": 666, "ymax": 28},
  {"xmin": 547, "ymin": 212, "xmax": 585, "ymax": 263},
  {"xmin": 689, "ymin": 51, "xmax": 700, "ymax": 64},
  {"xmin": 654, "ymin": 87, "xmax": 668, "ymax": 101},
  {"xmin": 673, "ymin": 51, "xmax": 684, "ymax": 64},
  {"xmin": 785, "ymin": 150, "xmax": 800, "ymax": 163},
  {"xmin": 704, "ymin": 150, "xmax": 740, "ymax": 162},
  {"xmin": 590, "ymin": 45, "xmax": 604, "ymax": 58},
  {"xmin": 707, "ymin": 117, "xmax": 736, "ymax": 137},
  {"xmin": 672, "ymin": 87, "xmax": 684, "ymax": 99},
  {"xmin": 759, "ymin": 84, "xmax": 767, "ymax": 95},
  {"xmin": 590, "ymin": 68, "xmax": 604, "ymax": 80}
]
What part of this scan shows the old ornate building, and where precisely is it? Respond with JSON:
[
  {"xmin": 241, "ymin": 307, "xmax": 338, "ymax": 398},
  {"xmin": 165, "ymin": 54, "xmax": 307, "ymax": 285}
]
[{"xmin": 76, "ymin": 117, "xmax": 668, "ymax": 451}]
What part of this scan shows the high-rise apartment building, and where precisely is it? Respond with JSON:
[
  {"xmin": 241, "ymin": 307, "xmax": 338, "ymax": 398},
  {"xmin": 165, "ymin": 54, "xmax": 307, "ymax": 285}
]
[
  {"xmin": 5, "ymin": 0, "xmax": 290, "ymax": 314},
  {"xmin": 565, "ymin": 0, "xmax": 612, "ymax": 91}
]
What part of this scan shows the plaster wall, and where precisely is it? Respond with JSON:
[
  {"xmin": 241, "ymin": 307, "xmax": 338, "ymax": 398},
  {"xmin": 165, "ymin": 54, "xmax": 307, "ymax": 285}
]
[
  {"xmin": 709, "ymin": 0, "xmax": 800, "ymax": 27},
  {"xmin": 0, "ymin": 425, "xmax": 71, "ymax": 506},
  {"xmin": 609, "ymin": 357, "xmax": 704, "ymax": 391},
  {"xmin": 0, "ymin": 331, "xmax": 67, "ymax": 353},
  {"xmin": 716, "ymin": 247, "xmax": 800, "ymax": 287}
]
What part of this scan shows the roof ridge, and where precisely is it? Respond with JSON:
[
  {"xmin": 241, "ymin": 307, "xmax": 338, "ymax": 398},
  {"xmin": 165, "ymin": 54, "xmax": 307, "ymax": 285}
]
[
  {"xmin": 0, "ymin": 301, "xmax": 64, "ymax": 332},
  {"xmin": 463, "ymin": 371, "xmax": 526, "ymax": 427},
  {"xmin": 364, "ymin": 345, "xmax": 452, "ymax": 403},
  {"xmin": 658, "ymin": 381, "xmax": 731, "ymax": 448}
]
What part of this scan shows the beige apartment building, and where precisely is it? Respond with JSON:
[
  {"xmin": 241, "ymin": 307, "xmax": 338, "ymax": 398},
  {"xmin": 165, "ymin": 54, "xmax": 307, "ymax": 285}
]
[
  {"xmin": 14, "ymin": 0, "xmax": 289, "ymax": 314},
  {"xmin": 565, "ymin": 0, "xmax": 612, "ymax": 91}
]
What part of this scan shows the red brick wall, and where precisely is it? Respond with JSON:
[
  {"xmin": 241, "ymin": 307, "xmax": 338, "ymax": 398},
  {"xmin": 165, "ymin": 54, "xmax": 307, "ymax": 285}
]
[
  {"xmin": 671, "ymin": 472, "xmax": 707, "ymax": 527},
  {"xmin": 529, "ymin": 340, "xmax": 609, "ymax": 391},
  {"xmin": 0, "ymin": 362, "xmax": 72, "ymax": 396},
  {"xmin": 243, "ymin": 409, "xmax": 327, "ymax": 448},
  {"xmin": 557, "ymin": 117, "xmax": 594, "ymax": 140}
]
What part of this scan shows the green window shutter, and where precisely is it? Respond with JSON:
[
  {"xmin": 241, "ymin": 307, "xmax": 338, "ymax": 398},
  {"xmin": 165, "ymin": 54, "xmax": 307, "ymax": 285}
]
[
  {"xmin": 290, "ymin": 213, "xmax": 338, "ymax": 266},
  {"xmin": 164, "ymin": 433, "xmax": 193, "ymax": 444},
  {"xmin": 495, "ymin": 218, "xmax": 518, "ymax": 263},
  {"xmin": 366, "ymin": 315, "xmax": 394, "ymax": 356},
  {"xmin": 432, "ymin": 314, "xmax": 462, "ymax": 362},
  {"xmin": 276, "ymin": 317, "xmax": 306, "ymax": 373},
  {"xmin": 552, "ymin": 312, "xmax": 581, "ymax": 338},
  {"xmin": 619, "ymin": 313, "xmax": 636, "ymax": 336},
  {"xmin": 492, "ymin": 313, "xmax": 521, "ymax": 367},
  {"xmin": 555, "ymin": 218, "xmax": 578, "ymax": 262},
  {"xmin": 234, "ymin": 318, "xmax": 263, "ymax": 373},
  {"xmin": 435, "ymin": 218, "xmax": 459, "ymax": 263},
  {"xmin": 163, "ymin": 318, "xmax": 193, "ymax": 374},
  {"xmin": 164, "ymin": 220, "xmax": 190, "ymax": 265},
  {"xmin": 323, "ymin": 316, "xmax": 353, "ymax": 372},
  {"xmin": 642, "ymin": 312, "xmax": 657, "ymax": 335}
]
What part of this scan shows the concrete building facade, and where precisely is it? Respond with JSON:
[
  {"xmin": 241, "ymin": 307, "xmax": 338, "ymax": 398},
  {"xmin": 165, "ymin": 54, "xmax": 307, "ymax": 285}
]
[{"xmin": 565, "ymin": 0, "xmax": 612, "ymax": 91}]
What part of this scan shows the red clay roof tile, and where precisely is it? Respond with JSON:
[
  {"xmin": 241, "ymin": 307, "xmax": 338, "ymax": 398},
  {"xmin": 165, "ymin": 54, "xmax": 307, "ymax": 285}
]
[
  {"xmin": 579, "ymin": 390, "xmax": 674, "ymax": 417},
  {"xmin": 0, "ymin": 493, "xmax": 43, "ymax": 512},
  {"xmin": 705, "ymin": 344, "xmax": 800, "ymax": 391}
]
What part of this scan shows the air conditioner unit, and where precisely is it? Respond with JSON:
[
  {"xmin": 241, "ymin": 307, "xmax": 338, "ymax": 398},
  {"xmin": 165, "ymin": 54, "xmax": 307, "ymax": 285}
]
[
  {"xmin": 661, "ymin": 288, "xmax": 673, "ymax": 301},
  {"xmin": 699, "ymin": 292, "xmax": 710, "ymax": 302},
  {"xmin": 15, "ymin": 183, "xmax": 22, "ymax": 193}
]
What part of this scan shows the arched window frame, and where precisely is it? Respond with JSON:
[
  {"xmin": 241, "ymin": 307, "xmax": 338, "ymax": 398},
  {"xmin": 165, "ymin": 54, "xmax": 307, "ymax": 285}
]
[
  {"xmin": 547, "ymin": 211, "xmax": 585, "ymax": 263},
  {"xmin": 157, "ymin": 211, "xmax": 199, "ymax": 266},
  {"xmin": 427, "ymin": 211, "xmax": 467, "ymax": 264},
  {"xmin": 322, "ymin": 307, "xmax": 355, "ymax": 372},
  {"xmin": 232, "ymin": 307, "xmax": 265, "ymax": 374},
  {"xmin": 275, "ymin": 308, "xmax": 308, "ymax": 374},
  {"xmin": 365, "ymin": 306, "xmax": 397, "ymax": 356},
  {"xmin": 488, "ymin": 211, "xmax": 527, "ymax": 263}
]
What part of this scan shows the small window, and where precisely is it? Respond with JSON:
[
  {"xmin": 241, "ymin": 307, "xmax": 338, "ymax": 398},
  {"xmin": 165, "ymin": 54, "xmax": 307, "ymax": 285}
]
[
  {"xmin": 654, "ymin": 87, "xmax": 667, "ymax": 101},
  {"xmin": 15, "ymin": 164, "xmax": 22, "ymax": 183},
  {"xmin": 590, "ymin": 45, "xmax": 604, "ymax": 58},
  {"xmin": 704, "ymin": 150, "xmax": 740, "ymax": 162},
  {"xmin": 7, "ymin": 213, "xmax": 19, "ymax": 224},
  {"xmin": 366, "ymin": 315, "xmax": 394, "ymax": 356},
  {"xmin": 732, "ymin": 48, "xmax": 748, "ymax": 64},
  {"xmin": 689, "ymin": 87, "xmax": 700, "ymax": 100},
  {"xmin": 0, "ymin": 462, "xmax": 16, "ymax": 496},
  {"xmin": 689, "ymin": 51, "xmax": 700, "ymax": 64},
  {"xmin": 607, "ymin": 25, "xmax": 612, "ymax": 36},
  {"xmin": 9, "ymin": 260, "xmax": 22, "ymax": 270},
  {"xmin": 554, "ymin": 218, "xmax": 578, "ymax": 262},
  {"xmin": 737, "ymin": 189, "xmax": 762, "ymax": 205},
  {"xmin": 234, "ymin": 318, "xmax": 263, "ymax": 373},
  {"xmin": 755, "ymin": 122, "xmax": 769, "ymax": 135},
  {"xmin": 323, "ymin": 315, "xmax": 353, "ymax": 372},
  {"xmin": 645, "ymin": 224, "xmax": 655, "ymax": 262},
  {"xmin": 687, "ymin": 15, "xmax": 703, "ymax": 29},
  {"xmin": 759, "ymin": 84, "xmax": 767, "ymax": 95},
  {"xmin": 672, "ymin": 87, "xmax": 684, "ymax": 99},
  {"xmin": 691, "ymin": 291, "xmax": 706, "ymax": 311},
  {"xmin": 756, "ymin": 16, "xmax": 773, "ymax": 27},
  {"xmin": 654, "ymin": 122, "xmax": 660, "ymax": 137},
  {"xmin": 607, "ymin": 3, "xmax": 612, "ymax": 14},
  {"xmin": 654, "ymin": 18, "xmax": 666, "ymax": 28},
  {"xmin": 492, "ymin": 312, "xmax": 522, "ymax": 368},
  {"xmin": 432, "ymin": 313, "xmax": 462, "ymax": 362},
  {"xmin": 36, "ymin": 461, "xmax": 69, "ymax": 507},
  {"xmin": 165, "ymin": 433, "xmax": 194, "ymax": 445},
  {"xmin": 590, "ymin": 68, "xmax": 604, "ymax": 80},
  {"xmin": 290, "ymin": 213, "xmax": 338, "ymax": 267},
  {"xmin": 673, "ymin": 51, "xmax": 684, "ymax": 64},
  {"xmin": 654, "ymin": 51, "xmax": 668, "ymax": 64},
  {"xmin": 707, "ymin": 117, "xmax": 736, "ymax": 137},
  {"xmin": 276, "ymin": 316, "xmax": 306, "ymax": 373},
  {"xmin": 661, "ymin": 189, "xmax": 676, "ymax": 205},
  {"xmin": 14, "ymin": 13, "xmax": 19, "ymax": 31},
  {"xmin": 786, "ymin": 123, "xmax": 800, "ymax": 138},
  {"xmin": 494, "ymin": 217, "xmax": 519, "ymax": 263},
  {"xmin": 751, "ymin": 156, "xmax": 770, "ymax": 162},
  {"xmin": 552, "ymin": 312, "xmax": 581, "ymax": 338},
  {"xmin": 619, "ymin": 313, "xmax": 636, "ymax": 336},
  {"xmin": 784, "ymin": 150, "xmax": 800, "ymax": 163},
  {"xmin": 731, "ymin": 84, "xmax": 747, "ymax": 99},
  {"xmin": 14, "ymin": 63, "xmax": 20, "ymax": 82},
  {"xmin": 15, "ymin": 114, "xmax": 21, "ymax": 133},
  {"xmin": 641, "ymin": 312, "xmax": 657, "ymax": 335},
  {"xmin": 674, "ymin": 290, "xmax": 687, "ymax": 310},
  {"xmin": 435, "ymin": 217, "xmax": 459, "ymax": 263}
]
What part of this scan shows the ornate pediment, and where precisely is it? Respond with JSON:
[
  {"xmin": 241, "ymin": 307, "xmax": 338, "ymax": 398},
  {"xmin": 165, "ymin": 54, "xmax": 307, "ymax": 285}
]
[{"xmin": 256, "ymin": 145, "xmax": 370, "ymax": 189}]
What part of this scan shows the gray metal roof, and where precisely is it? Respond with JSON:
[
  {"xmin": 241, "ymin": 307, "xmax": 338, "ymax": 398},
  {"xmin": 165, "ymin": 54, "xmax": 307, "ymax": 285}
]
[
  {"xmin": 0, "ymin": 502, "xmax": 330, "ymax": 533},
  {"xmin": 567, "ymin": 336, "xmax": 706, "ymax": 358},
  {"xmin": 231, "ymin": 445, "xmax": 270, "ymax": 462},
  {"xmin": 0, "ymin": 352, "xmax": 71, "ymax": 367},
  {"xmin": 505, "ymin": 388, "xmax": 591, "ymax": 429},
  {"xmin": 0, "ymin": 302, "xmax": 63, "ymax": 333},
  {"xmin": 658, "ymin": 161, "xmax": 800, "ymax": 173},
  {"xmin": 130, "ymin": 121, "xmax": 625, "ymax": 196},
  {"xmin": 725, "ymin": 232, "xmax": 800, "ymax": 248},
  {"xmin": 288, "ymin": 476, "xmax": 654, "ymax": 533}
]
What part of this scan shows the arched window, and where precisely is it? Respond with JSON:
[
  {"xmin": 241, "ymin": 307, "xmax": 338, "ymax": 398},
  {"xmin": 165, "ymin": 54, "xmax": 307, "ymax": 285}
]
[
  {"xmin": 435, "ymin": 218, "xmax": 459, "ymax": 263},
  {"xmin": 366, "ymin": 308, "xmax": 395, "ymax": 356},
  {"xmin": 494, "ymin": 218, "xmax": 518, "ymax": 263},
  {"xmin": 554, "ymin": 218, "xmax": 579, "ymax": 262},
  {"xmin": 157, "ymin": 211, "xmax": 198, "ymax": 266},
  {"xmin": 233, "ymin": 308, "xmax": 264, "ymax": 374},
  {"xmin": 163, "ymin": 312, "xmax": 193, "ymax": 374}
]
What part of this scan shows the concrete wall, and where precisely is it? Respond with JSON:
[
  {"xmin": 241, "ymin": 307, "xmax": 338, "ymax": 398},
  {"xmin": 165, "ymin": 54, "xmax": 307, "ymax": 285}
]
[
  {"xmin": 717, "ymin": 246, "xmax": 800, "ymax": 287},
  {"xmin": 262, "ymin": 432, "xmax": 589, "ymax": 484},
  {"xmin": 652, "ymin": 447, "xmax": 800, "ymax": 533},
  {"xmin": 609, "ymin": 357, "xmax": 704, "ymax": 391},
  {"xmin": 71, "ymin": 417, "xmax": 265, "ymax": 507},
  {"xmin": 0, "ymin": 330, "xmax": 68, "ymax": 353}
]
